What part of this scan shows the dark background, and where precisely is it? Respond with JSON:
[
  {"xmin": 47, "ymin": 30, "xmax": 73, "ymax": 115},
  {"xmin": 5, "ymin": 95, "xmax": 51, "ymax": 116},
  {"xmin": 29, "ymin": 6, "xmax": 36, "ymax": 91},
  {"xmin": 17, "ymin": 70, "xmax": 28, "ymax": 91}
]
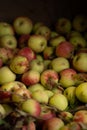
[{"xmin": 0, "ymin": 0, "xmax": 87, "ymax": 25}]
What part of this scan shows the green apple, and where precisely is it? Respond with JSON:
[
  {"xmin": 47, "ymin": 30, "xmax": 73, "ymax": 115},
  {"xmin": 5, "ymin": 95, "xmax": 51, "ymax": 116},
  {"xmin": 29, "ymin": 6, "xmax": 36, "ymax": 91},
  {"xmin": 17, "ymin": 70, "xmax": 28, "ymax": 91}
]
[
  {"xmin": 13, "ymin": 16, "xmax": 33, "ymax": 35},
  {"xmin": 69, "ymin": 36, "xmax": 87, "ymax": 48},
  {"xmin": 64, "ymin": 86, "xmax": 76, "ymax": 105},
  {"xmin": 0, "ymin": 35, "xmax": 17, "ymax": 49},
  {"xmin": 43, "ymin": 46, "xmax": 54, "ymax": 60},
  {"xmin": 55, "ymin": 17, "xmax": 72, "ymax": 34},
  {"xmin": 72, "ymin": 15, "xmax": 87, "ymax": 32},
  {"xmin": 35, "ymin": 25, "xmax": 51, "ymax": 40},
  {"xmin": 32, "ymin": 22, "xmax": 44, "ymax": 33},
  {"xmin": 49, "ymin": 93, "xmax": 68, "ymax": 111},
  {"xmin": 0, "ymin": 66, "xmax": 16, "ymax": 85},
  {"xmin": 10, "ymin": 55, "xmax": 29, "ymax": 74},
  {"xmin": 75, "ymin": 82, "xmax": 87, "ymax": 103},
  {"xmin": 28, "ymin": 34, "xmax": 47, "ymax": 53},
  {"xmin": 49, "ymin": 35, "xmax": 66, "ymax": 47},
  {"xmin": 32, "ymin": 90, "xmax": 49, "ymax": 104},
  {"xmin": 50, "ymin": 57, "xmax": 70, "ymax": 72},
  {"xmin": 0, "ymin": 104, "xmax": 6, "ymax": 118},
  {"xmin": 0, "ymin": 22, "xmax": 14, "ymax": 36},
  {"xmin": 28, "ymin": 83, "xmax": 45, "ymax": 93},
  {"xmin": 73, "ymin": 52, "xmax": 87, "ymax": 72},
  {"xmin": 29, "ymin": 59, "xmax": 44, "ymax": 73}
]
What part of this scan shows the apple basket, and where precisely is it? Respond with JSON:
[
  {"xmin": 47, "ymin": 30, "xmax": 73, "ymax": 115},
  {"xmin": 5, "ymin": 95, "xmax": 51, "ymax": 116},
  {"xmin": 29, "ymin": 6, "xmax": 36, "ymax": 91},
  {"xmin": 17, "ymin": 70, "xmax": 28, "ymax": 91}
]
[{"xmin": 0, "ymin": 0, "xmax": 87, "ymax": 130}]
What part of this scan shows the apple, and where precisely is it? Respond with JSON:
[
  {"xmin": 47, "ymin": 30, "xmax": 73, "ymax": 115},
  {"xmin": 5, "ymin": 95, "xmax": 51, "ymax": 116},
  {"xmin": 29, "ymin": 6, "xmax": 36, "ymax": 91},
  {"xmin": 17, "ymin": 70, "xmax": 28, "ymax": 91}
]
[
  {"xmin": 55, "ymin": 17, "xmax": 72, "ymax": 35},
  {"xmin": 49, "ymin": 35, "xmax": 66, "ymax": 47},
  {"xmin": 0, "ymin": 22, "xmax": 14, "ymax": 36},
  {"xmin": 58, "ymin": 111, "xmax": 73, "ymax": 123},
  {"xmin": 29, "ymin": 59, "xmax": 44, "ymax": 73},
  {"xmin": 64, "ymin": 86, "xmax": 77, "ymax": 105},
  {"xmin": 40, "ymin": 69, "xmax": 59, "ymax": 89},
  {"xmin": 12, "ymin": 87, "xmax": 31, "ymax": 102},
  {"xmin": 50, "ymin": 57, "xmax": 70, "ymax": 72},
  {"xmin": 59, "ymin": 68, "xmax": 77, "ymax": 88},
  {"xmin": 18, "ymin": 34, "xmax": 30, "ymax": 48},
  {"xmin": 18, "ymin": 47, "xmax": 36, "ymax": 62},
  {"xmin": 0, "ymin": 34, "xmax": 17, "ymax": 49},
  {"xmin": 0, "ymin": 81, "xmax": 26, "ymax": 92},
  {"xmin": 42, "ymin": 117, "xmax": 64, "ymax": 130},
  {"xmin": 32, "ymin": 22, "xmax": 44, "ymax": 33},
  {"xmin": 50, "ymin": 31, "xmax": 59, "ymax": 38},
  {"xmin": 22, "ymin": 121, "xmax": 36, "ymax": 130},
  {"xmin": 13, "ymin": 16, "xmax": 33, "ymax": 35},
  {"xmin": 49, "ymin": 93, "xmax": 68, "ymax": 111},
  {"xmin": 31, "ymin": 90, "xmax": 49, "ymax": 104},
  {"xmin": 44, "ymin": 59, "xmax": 51, "ymax": 70},
  {"xmin": 10, "ymin": 55, "xmax": 29, "ymax": 74},
  {"xmin": 72, "ymin": 15, "xmax": 87, "ymax": 32},
  {"xmin": 69, "ymin": 36, "xmax": 86, "ymax": 48},
  {"xmin": 67, "ymin": 30, "xmax": 82, "ymax": 39},
  {"xmin": 55, "ymin": 41, "xmax": 74, "ymax": 58},
  {"xmin": 2, "ymin": 104, "xmax": 13, "ymax": 117},
  {"xmin": 0, "ymin": 48, "xmax": 14, "ymax": 64},
  {"xmin": 43, "ymin": 46, "xmax": 54, "ymax": 59},
  {"xmin": 39, "ymin": 104, "xmax": 56, "ymax": 120},
  {"xmin": 0, "ymin": 66, "xmax": 16, "ymax": 85},
  {"xmin": 35, "ymin": 25, "xmax": 51, "ymax": 40},
  {"xmin": 0, "ymin": 58, "xmax": 3, "ymax": 68},
  {"xmin": 73, "ymin": 110, "xmax": 87, "ymax": 124},
  {"xmin": 75, "ymin": 82, "xmax": 87, "ymax": 103},
  {"xmin": 72, "ymin": 52, "xmax": 87, "ymax": 72},
  {"xmin": 44, "ymin": 90, "xmax": 54, "ymax": 99},
  {"xmin": 52, "ymin": 87, "xmax": 63, "ymax": 94},
  {"xmin": 28, "ymin": 34, "xmax": 47, "ymax": 53},
  {"xmin": 28, "ymin": 83, "xmax": 45, "ymax": 93},
  {"xmin": 21, "ymin": 70, "xmax": 40, "ymax": 86},
  {"xmin": 36, "ymin": 54, "xmax": 44, "ymax": 62},
  {"xmin": 21, "ymin": 98, "xmax": 41, "ymax": 118}
]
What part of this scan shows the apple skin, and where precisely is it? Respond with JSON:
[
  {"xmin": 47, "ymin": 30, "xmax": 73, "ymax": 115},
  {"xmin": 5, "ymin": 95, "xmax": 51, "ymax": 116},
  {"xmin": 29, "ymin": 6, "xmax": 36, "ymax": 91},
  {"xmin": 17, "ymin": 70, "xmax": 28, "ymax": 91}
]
[
  {"xmin": 49, "ymin": 35, "xmax": 66, "ymax": 47},
  {"xmin": 55, "ymin": 41, "xmax": 74, "ymax": 58},
  {"xmin": 21, "ymin": 98, "xmax": 41, "ymax": 118},
  {"xmin": 55, "ymin": 17, "xmax": 71, "ymax": 35},
  {"xmin": 29, "ymin": 59, "xmax": 44, "ymax": 73},
  {"xmin": 0, "ymin": 58, "xmax": 3, "ymax": 68},
  {"xmin": 13, "ymin": 16, "xmax": 33, "ymax": 35},
  {"xmin": 10, "ymin": 55, "xmax": 29, "ymax": 74},
  {"xmin": 21, "ymin": 70, "xmax": 40, "ymax": 86},
  {"xmin": 72, "ymin": 52, "xmax": 87, "ymax": 72},
  {"xmin": 35, "ymin": 25, "xmax": 51, "ymax": 40},
  {"xmin": 0, "ymin": 35, "xmax": 17, "ymax": 49},
  {"xmin": 18, "ymin": 47, "xmax": 36, "ymax": 62},
  {"xmin": 42, "ymin": 117, "xmax": 64, "ymax": 130},
  {"xmin": 50, "ymin": 57, "xmax": 70, "ymax": 72},
  {"xmin": 40, "ymin": 69, "xmax": 59, "ymax": 89},
  {"xmin": 0, "ymin": 66, "xmax": 16, "ymax": 85},
  {"xmin": 59, "ymin": 68, "xmax": 77, "ymax": 88},
  {"xmin": 0, "ymin": 22, "xmax": 14, "ymax": 37},
  {"xmin": 28, "ymin": 34, "xmax": 47, "ymax": 53},
  {"xmin": 22, "ymin": 121, "xmax": 36, "ymax": 130},
  {"xmin": 73, "ymin": 110, "xmax": 87, "ymax": 124}
]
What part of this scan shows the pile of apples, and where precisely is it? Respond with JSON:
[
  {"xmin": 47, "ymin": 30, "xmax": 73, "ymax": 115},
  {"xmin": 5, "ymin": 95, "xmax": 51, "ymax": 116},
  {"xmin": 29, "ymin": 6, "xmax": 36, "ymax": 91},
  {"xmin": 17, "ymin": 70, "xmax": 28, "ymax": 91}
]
[{"xmin": 0, "ymin": 15, "xmax": 87, "ymax": 130}]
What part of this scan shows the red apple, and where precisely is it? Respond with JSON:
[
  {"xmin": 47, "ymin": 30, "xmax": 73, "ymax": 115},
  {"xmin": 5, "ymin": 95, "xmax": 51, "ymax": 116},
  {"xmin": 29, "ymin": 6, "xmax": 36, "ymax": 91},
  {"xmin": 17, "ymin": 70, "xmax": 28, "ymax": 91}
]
[
  {"xmin": 59, "ymin": 68, "xmax": 77, "ymax": 88},
  {"xmin": 21, "ymin": 98, "xmax": 41, "ymax": 118},
  {"xmin": 21, "ymin": 70, "xmax": 40, "ymax": 86},
  {"xmin": 55, "ymin": 41, "xmax": 74, "ymax": 58},
  {"xmin": 22, "ymin": 121, "xmax": 36, "ymax": 130},
  {"xmin": 18, "ymin": 47, "xmax": 36, "ymax": 62},
  {"xmin": 42, "ymin": 117, "xmax": 64, "ymax": 130},
  {"xmin": 40, "ymin": 69, "xmax": 59, "ymax": 89}
]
